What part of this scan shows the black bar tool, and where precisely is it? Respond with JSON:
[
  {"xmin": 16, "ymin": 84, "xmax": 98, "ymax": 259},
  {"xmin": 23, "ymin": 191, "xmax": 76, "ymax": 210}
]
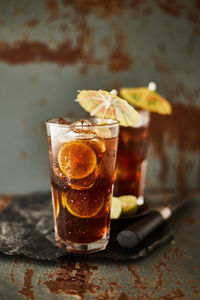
[{"xmin": 116, "ymin": 197, "xmax": 190, "ymax": 249}]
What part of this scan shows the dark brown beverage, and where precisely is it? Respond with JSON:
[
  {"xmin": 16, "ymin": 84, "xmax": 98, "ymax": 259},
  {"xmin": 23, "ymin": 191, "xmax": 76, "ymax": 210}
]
[
  {"xmin": 46, "ymin": 118, "xmax": 119, "ymax": 253},
  {"xmin": 114, "ymin": 110, "xmax": 150, "ymax": 201}
]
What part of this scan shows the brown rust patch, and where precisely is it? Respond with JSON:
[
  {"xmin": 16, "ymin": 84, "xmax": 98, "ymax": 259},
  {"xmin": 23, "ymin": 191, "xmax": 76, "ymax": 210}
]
[
  {"xmin": 37, "ymin": 97, "xmax": 47, "ymax": 107},
  {"xmin": 10, "ymin": 258, "xmax": 18, "ymax": 285},
  {"xmin": 11, "ymin": 0, "xmax": 31, "ymax": 17},
  {"xmin": 108, "ymin": 33, "xmax": 132, "ymax": 72},
  {"xmin": 18, "ymin": 268, "xmax": 35, "ymax": 300},
  {"xmin": 27, "ymin": 19, "xmax": 40, "ymax": 28},
  {"xmin": 108, "ymin": 49, "xmax": 132, "ymax": 72},
  {"xmin": 150, "ymin": 103, "xmax": 200, "ymax": 193},
  {"xmin": 155, "ymin": 0, "xmax": 185, "ymax": 16},
  {"xmin": 45, "ymin": 0, "xmax": 59, "ymax": 22},
  {"xmin": 118, "ymin": 292, "xmax": 131, "ymax": 300},
  {"xmin": 127, "ymin": 265, "xmax": 148, "ymax": 289},
  {"xmin": 63, "ymin": 0, "xmax": 125, "ymax": 17},
  {"xmin": 0, "ymin": 33, "xmax": 100, "ymax": 68},
  {"xmin": 154, "ymin": 258, "xmax": 171, "ymax": 289},
  {"xmin": 41, "ymin": 259, "xmax": 98, "ymax": 299},
  {"xmin": 112, "ymin": 259, "xmax": 123, "ymax": 271},
  {"xmin": 0, "ymin": 195, "xmax": 12, "ymax": 212},
  {"xmin": 187, "ymin": 0, "xmax": 200, "ymax": 25},
  {"xmin": 173, "ymin": 247, "xmax": 181, "ymax": 262},
  {"xmin": 20, "ymin": 152, "xmax": 29, "ymax": 159},
  {"xmin": 161, "ymin": 288, "xmax": 185, "ymax": 299},
  {"xmin": 184, "ymin": 218, "xmax": 196, "ymax": 224}
]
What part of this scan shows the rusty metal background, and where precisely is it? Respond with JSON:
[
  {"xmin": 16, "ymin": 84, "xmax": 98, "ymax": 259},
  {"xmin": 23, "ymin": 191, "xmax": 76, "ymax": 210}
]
[{"xmin": 0, "ymin": 0, "xmax": 200, "ymax": 194}]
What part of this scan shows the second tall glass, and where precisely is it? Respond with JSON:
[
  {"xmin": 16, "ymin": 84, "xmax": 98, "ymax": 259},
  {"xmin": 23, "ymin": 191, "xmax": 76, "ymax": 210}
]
[{"xmin": 114, "ymin": 110, "xmax": 150, "ymax": 204}]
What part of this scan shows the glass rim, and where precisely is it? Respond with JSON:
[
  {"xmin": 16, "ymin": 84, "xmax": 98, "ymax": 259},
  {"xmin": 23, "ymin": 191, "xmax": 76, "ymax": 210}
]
[{"xmin": 46, "ymin": 117, "xmax": 120, "ymax": 128}]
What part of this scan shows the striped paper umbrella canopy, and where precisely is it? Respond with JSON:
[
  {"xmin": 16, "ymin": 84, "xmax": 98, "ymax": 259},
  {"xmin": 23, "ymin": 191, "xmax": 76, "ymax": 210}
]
[
  {"xmin": 76, "ymin": 89, "xmax": 140, "ymax": 127},
  {"xmin": 120, "ymin": 82, "xmax": 172, "ymax": 115}
]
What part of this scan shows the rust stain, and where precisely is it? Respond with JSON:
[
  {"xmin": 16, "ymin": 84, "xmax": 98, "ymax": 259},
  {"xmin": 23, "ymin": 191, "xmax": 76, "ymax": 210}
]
[
  {"xmin": 184, "ymin": 217, "xmax": 196, "ymax": 224},
  {"xmin": 162, "ymin": 252, "xmax": 171, "ymax": 263},
  {"xmin": 175, "ymin": 280, "xmax": 183, "ymax": 286},
  {"xmin": 11, "ymin": 0, "xmax": 31, "ymax": 17},
  {"xmin": 118, "ymin": 292, "xmax": 131, "ymax": 300},
  {"xmin": 45, "ymin": 0, "xmax": 59, "ymax": 22},
  {"xmin": 60, "ymin": 24, "xmax": 68, "ymax": 32},
  {"xmin": 173, "ymin": 247, "xmax": 181, "ymax": 262},
  {"xmin": 102, "ymin": 38, "xmax": 111, "ymax": 50},
  {"xmin": 187, "ymin": 0, "xmax": 200, "ymax": 26},
  {"xmin": 0, "ymin": 32, "xmax": 100, "ymax": 68},
  {"xmin": 27, "ymin": 19, "xmax": 40, "ymax": 28},
  {"xmin": 155, "ymin": 61, "xmax": 172, "ymax": 75},
  {"xmin": 41, "ymin": 259, "xmax": 98, "ymax": 299},
  {"xmin": 150, "ymin": 103, "xmax": 200, "ymax": 194},
  {"xmin": 0, "ymin": 195, "xmax": 12, "ymax": 212},
  {"xmin": 95, "ymin": 290, "xmax": 110, "ymax": 300},
  {"xmin": 109, "ymin": 281, "xmax": 120, "ymax": 293},
  {"xmin": 112, "ymin": 259, "xmax": 123, "ymax": 271},
  {"xmin": 161, "ymin": 288, "xmax": 185, "ymax": 300},
  {"xmin": 20, "ymin": 152, "xmax": 29, "ymax": 159},
  {"xmin": 108, "ymin": 49, "xmax": 132, "ymax": 72},
  {"xmin": 63, "ymin": 0, "xmax": 125, "ymax": 17},
  {"xmin": 18, "ymin": 268, "xmax": 35, "ymax": 300},
  {"xmin": 154, "ymin": 258, "xmax": 171, "ymax": 289},
  {"xmin": 108, "ymin": 33, "xmax": 132, "ymax": 72},
  {"xmin": 37, "ymin": 97, "xmax": 47, "ymax": 107},
  {"xmin": 155, "ymin": 0, "xmax": 185, "ymax": 17},
  {"xmin": 131, "ymin": 0, "xmax": 148, "ymax": 10},
  {"xmin": 127, "ymin": 265, "xmax": 148, "ymax": 289},
  {"xmin": 158, "ymin": 43, "xmax": 166, "ymax": 54},
  {"xmin": 10, "ymin": 258, "xmax": 18, "ymax": 285}
]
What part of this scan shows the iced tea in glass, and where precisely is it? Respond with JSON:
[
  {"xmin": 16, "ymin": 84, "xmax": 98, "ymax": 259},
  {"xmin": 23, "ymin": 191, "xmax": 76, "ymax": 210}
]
[
  {"xmin": 114, "ymin": 110, "xmax": 150, "ymax": 204},
  {"xmin": 46, "ymin": 118, "xmax": 119, "ymax": 253}
]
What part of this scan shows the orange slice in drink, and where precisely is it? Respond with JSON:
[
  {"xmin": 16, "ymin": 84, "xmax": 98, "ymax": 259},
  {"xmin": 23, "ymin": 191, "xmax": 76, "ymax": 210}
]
[
  {"xmin": 58, "ymin": 141, "xmax": 97, "ymax": 180},
  {"xmin": 61, "ymin": 189, "xmax": 105, "ymax": 218}
]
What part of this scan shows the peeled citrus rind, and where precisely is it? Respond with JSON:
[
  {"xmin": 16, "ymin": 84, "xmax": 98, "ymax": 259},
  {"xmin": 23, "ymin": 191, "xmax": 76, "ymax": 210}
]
[
  {"xmin": 61, "ymin": 191, "xmax": 104, "ymax": 218},
  {"xmin": 58, "ymin": 141, "xmax": 97, "ymax": 180}
]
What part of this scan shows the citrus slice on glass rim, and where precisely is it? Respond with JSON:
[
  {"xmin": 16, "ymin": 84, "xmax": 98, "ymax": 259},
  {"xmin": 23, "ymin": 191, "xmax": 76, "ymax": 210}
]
[
  {"xmin": 58, "ymin": 141, "xmax": 97, "ymax": 180},
  {"xmin": 61, "ymin": 190, "xmax": 105, "ymax": 218}
]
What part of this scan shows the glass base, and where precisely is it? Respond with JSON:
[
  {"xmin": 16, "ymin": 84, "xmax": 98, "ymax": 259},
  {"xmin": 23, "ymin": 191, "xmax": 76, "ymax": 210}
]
[{"xmin": 56, "ymin": 236, "xmax": 109, "ymax": 254}]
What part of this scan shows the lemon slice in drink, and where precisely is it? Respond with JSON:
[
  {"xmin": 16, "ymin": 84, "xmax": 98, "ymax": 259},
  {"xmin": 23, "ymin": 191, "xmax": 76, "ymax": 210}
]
[
  {"xmin": 110, "ymin": 197, "xmax": 122, "ymax": 219},
  {"xmin": 58, "ymin": 141, "xmax": 97, "ymax": 180},
  {"xmin": 61, "ymin": 190, "xmax": 104, "ymax": 218},
  {"xmin": 118, "ymin": 195, "xmax": 138, "ymax": 217}
]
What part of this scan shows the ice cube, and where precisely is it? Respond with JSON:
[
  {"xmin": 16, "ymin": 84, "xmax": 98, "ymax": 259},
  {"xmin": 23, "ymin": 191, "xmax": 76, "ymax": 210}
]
[
  {"xmin": 72, "ymin": 119, "xmax": 95, "ymax": 129},
  {"xmin": 95, "ymin": 127, "xmax": 112, "ymax": 138}
]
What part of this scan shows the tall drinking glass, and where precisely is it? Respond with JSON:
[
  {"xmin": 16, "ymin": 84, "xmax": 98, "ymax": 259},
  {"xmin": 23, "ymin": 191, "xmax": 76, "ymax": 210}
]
[
  {"xmin": 114, "ymin": 110, "xmax": 150, "ymax": 204},
  {"xmin": 46, "ymin": 117, "xmax": 119, "ymax": 253}
]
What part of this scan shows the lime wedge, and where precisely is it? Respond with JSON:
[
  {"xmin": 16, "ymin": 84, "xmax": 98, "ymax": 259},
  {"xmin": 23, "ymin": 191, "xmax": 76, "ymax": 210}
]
[
  {"xmin": 110, "ymin": 197, "xmax": 122, "ymax": 219},
  {"xmin": 118, "ymin": 195, "xmax": 138, "ymax": 217}
]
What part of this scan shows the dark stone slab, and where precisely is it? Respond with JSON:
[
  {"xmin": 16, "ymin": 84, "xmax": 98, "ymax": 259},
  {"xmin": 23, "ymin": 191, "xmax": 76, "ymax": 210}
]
[{"xmin": 0, "ymin": 192, "xmax": 172, "ymax": 260}]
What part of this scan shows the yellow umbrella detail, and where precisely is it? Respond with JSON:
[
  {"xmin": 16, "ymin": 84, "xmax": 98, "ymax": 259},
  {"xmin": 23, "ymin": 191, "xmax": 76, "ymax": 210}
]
[
  {"xmin": 120, "ymin": 82, "xmax": 172, "ymax": 115},
  {"xmin": 76, "ymin": 89, "xmax": 140, "ymax": 127}
]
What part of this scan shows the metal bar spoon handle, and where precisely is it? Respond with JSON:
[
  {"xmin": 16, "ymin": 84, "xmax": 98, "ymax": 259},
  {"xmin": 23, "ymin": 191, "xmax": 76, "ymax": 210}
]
[{"xmin": 116, "ymin": 207, "xmax": 172, "ymax": 249}]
